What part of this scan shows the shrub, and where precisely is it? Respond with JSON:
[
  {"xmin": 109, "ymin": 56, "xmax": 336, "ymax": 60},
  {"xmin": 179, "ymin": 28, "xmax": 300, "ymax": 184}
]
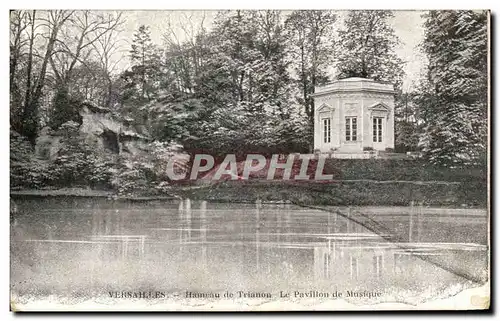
[
  {"xmin": 49, "ymin": 121, "xmax": 116, "ymax": 189},
  {"xmin": 110, "ymin": 141, "xmax": 185, "ymax": 196},
  {"xmin": 10, "ymin": 130, "xmax": 34, "ymax": 188},
  {"xmin": 50, "ymin": 122, "xmax": 96, "ymax": 186},
  {"xmin": 155, "ymin": 181, "xmax": 171, "ymax": 193},
  {"xmin": 10, "ymin": 130, "xmax": 57, "ymax": 188},
  {"xmin": 87, "ymin": 154, "xmax": 116, "ymax": 189},
  {"xmin": 363, "ymin": 147, "xmax": 374, "ymax": 151},
  {"xmin": 111, "ymin": 165, "xmax": 150, "ymax": 196}
]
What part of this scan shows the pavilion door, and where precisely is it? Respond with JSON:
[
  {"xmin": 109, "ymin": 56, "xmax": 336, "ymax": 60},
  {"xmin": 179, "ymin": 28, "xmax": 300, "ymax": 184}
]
[
  {"xmin": 372, "ymin": 117, "xmax": 385, "ymax": 150},
  {"xmin": 321, "ymin": 117, "xmax": 332, "ymax": 147}
]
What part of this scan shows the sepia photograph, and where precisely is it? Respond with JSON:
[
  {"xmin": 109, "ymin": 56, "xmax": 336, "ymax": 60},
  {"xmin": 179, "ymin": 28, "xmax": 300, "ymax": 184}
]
[{"xmin": 9, "ymin": 9, "xmax": 490, "ymax": 311}]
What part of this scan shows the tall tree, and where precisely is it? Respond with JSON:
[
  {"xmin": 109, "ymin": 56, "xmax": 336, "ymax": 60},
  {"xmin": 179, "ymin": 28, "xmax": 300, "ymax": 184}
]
[
  {"xmin": 252, "ymin": 10, "xmax": 291, "ymax": 112},
  {"xmin": 335, "ymin": 10, "xmax": 404, "ymax": 89},
  {"xmin": 208, "ymin": 11, "xmax": 262, "ymax": 105},
  {"xmin": 335, "ymin": 11, "xmax": 408, "ymax": 151},
  {"xmin": 10, "ymin": 10, "xmax": 29, "ymax": 132},
  {"xmin": 162, "ymin": 12, "xmax": 208, "ymax": 97},
  {"xmin": 129, "ymin": 25, "xmax": 160, "ymax": 101},
  {"xmin": 92, "ymin": 25, "xmax": 125, "ymax": 107},
  {"xmin": 394, "ymin": 91, "xmax": 422, "ymax": 151},
  {"xmin": 285, "ymin": 10, "xmax": 336, "ymax": 128},
  {"xmin": 15, "ymin": 10, "xmax": 73, "ymax": 143},
  {"xmin": 418, "ymin": 10, "xmax": 488, "ymax": 166},
  {"xmin": 49, "ymin": 11, "xmax": 123, "ymax": 129}
]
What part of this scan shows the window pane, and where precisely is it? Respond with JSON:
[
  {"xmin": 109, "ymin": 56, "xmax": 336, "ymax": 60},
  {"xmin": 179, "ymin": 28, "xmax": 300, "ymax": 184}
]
[
  {"xmin": 372, "ymin": 118, "xmax": 383, "ymax": 143},
  {"xmin": 323, "ymin": 118, "xmax": 331, "ymax": 143},
  {"xmin": 346, "ymin": 118, "xmax": 350, "ymax": 141},
  {"xmin": 346, "ymin": 119, "xmax": 350, "ymax": 141},
  {"xmin": 346, "ymin": 117, "xmax": 356, "ymax": 141},
  {"xmin": 327, "ymin": 120, "xmax": 330, "ymax": 142},
  {"xmin": 323, "ymin": 119, "xmax": 327, "ymax": 143}
]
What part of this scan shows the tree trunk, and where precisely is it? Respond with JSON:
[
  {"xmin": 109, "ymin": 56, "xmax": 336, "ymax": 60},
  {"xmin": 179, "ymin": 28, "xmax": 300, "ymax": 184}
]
[
  {"xmin": 141, "ymin": 46, "xmax": 146, "ymax": 99},
  {"xmin": 106, "ymin": 77, "xmax": 113, "ymax": 108},
  {"xmin": 22, "ymin": 12, "xmax": 67, "ymax": 143},
  {"xmin": 20, "ymin": 11, "xmax": 36, "ymax": 144},
  {"xmin": 300, "ymin": 43, "xmax": 308, "ymax": 117}
]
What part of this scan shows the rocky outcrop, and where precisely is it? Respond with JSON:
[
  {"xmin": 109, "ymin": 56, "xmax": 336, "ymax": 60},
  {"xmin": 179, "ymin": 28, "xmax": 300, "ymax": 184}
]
[
  {"xmin": 35, "ymin": 101, "xmax": 150, "ymax": 160},
  {"xmin": 78, "ymin": 102, "xmax": 122, "ymax": 154}
]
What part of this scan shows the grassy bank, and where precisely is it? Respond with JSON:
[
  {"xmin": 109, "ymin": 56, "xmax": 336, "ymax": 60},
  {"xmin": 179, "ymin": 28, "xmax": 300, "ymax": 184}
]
[
  {"xmin": 10, "ymin": 178, "xmax": 487, "ymax": 207},
  {"xmin": 10, "ymin": 178, "xmax": 486, "ymax": 207},
  {"xmin": 174, "ymin": 179, "xmax": 486, "ymax": 207},
  {"xmin": 174, "ymin": 158, "xmax": 487, "ymax": 206},
  {"xmin": 323, "ymin": 159, "xmax": 486, "ymax": 182}
]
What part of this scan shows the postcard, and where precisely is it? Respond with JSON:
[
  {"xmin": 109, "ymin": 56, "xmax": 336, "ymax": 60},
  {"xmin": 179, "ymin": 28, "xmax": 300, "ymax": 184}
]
[{"xmin": 10, "ymin": 9, "xmax": 490, "ymax": 311}]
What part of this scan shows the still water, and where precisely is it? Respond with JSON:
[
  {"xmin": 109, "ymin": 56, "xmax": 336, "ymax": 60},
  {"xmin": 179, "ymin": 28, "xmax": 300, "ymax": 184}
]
[{"xmin": 11, "ymin": 197, "xmax": 488, "ymax": 303}]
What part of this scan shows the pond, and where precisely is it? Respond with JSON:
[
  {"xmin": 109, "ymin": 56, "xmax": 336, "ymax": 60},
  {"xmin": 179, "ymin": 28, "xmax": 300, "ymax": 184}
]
[{"xmin": 10, "ymin": 197, "xmax": 488, "ymax": 308}]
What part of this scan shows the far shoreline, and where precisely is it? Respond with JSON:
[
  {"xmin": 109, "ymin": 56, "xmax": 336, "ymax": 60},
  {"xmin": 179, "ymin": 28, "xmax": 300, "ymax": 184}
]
[{"xmin": 9, "ymin": 185, "xmax": 488, "ymax": 210}]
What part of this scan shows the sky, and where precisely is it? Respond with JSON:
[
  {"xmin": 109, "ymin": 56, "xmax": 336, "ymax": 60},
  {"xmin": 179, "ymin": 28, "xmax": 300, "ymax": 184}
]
[
  {"xmin": 115, "ymin": 10, "xmax": 427, "ymax": 91},
  {"xmin": 390, "ymin": 11, "xmax": 427, "ymax": 91}
]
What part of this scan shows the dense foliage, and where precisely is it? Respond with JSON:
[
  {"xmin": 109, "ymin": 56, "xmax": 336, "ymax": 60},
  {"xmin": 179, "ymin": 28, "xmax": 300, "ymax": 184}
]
[
  {"xmin": 417, "ymin": 10, "xmax": 488, "ymax": 166},
  {"xmin": 335, "ymin": 11, "xmax": 404, "ymax": 89}
]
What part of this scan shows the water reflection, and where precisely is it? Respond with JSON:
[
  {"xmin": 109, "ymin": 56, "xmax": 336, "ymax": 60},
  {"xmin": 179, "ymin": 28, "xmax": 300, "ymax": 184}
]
[{"xmin": 10, "ymin": 197, "xmax": 488, "ymax": 298}]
